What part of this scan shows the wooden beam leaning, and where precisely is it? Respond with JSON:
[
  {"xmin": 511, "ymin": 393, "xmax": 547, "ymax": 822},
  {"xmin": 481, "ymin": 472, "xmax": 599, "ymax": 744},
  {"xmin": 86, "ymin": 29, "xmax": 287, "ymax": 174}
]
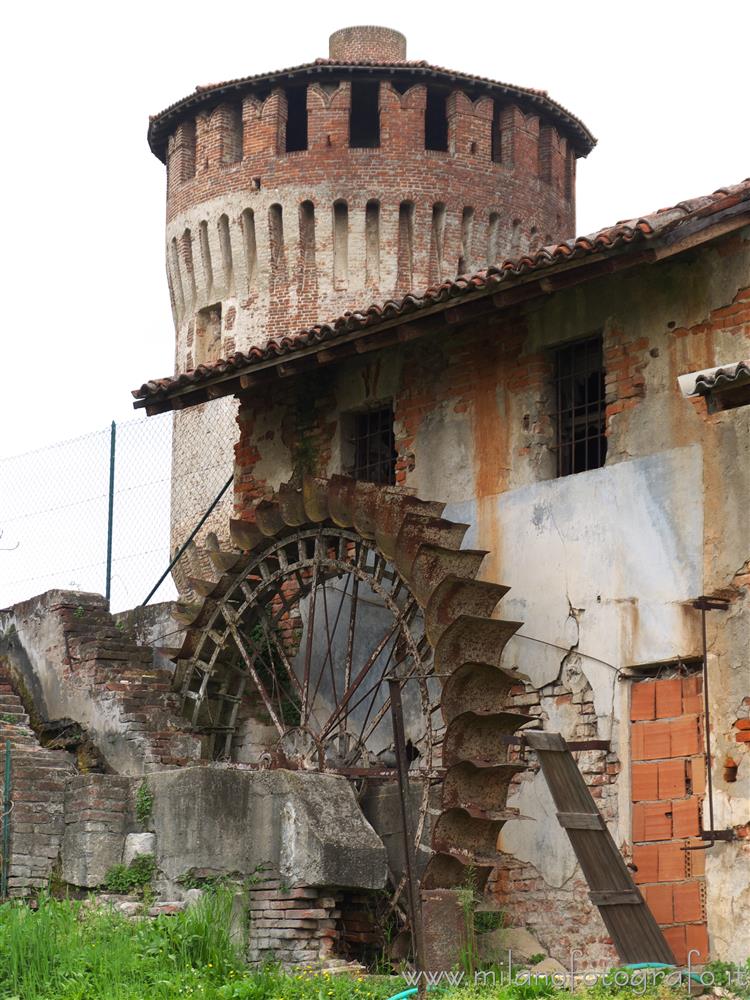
[{"xmin": 524, "ymin": 730, "xmax": 677, "ymax": 965}]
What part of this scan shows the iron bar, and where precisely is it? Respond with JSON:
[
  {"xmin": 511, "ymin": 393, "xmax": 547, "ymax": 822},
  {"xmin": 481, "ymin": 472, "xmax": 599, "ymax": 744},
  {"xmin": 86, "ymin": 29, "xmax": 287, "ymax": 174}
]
[
  {"xmin": 1, "ymin": 740, "xmax": 11, "ymax": 899},
  {"xmin": 343, "ymin": 576, "xmax": 359, "ymax": 733},
  {"xmin": 318, "ymin": 603, "xmax": 413, "ymax": 742},
  {"xmin": 141, "ymin": 473, "xmax": 233, "ymax": 606},
  {"xmin": 388, "ymin": 678, "xmax": 426, "ymax": 988},
  {"xmin": 301, "ymin": 560, "xmax": 319, "ymax": 725},
  {"xmin": 686, "ymin": 596, "xmax": 732, "ymax": 847},
  {"xmin": 105, "ymin": 420, "xmax": 116, "ymax": 603}
]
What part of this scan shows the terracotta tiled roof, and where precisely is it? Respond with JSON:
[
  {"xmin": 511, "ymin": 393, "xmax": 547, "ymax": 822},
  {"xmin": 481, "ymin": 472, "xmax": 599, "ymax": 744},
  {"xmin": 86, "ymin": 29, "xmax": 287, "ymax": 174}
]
[
  {"xmin": 133, "ymin": 178, "xmax": 750, "ymax": 410},
  {"xmin": 147, "ymin": 58, "xmax": 595, "ymax": 161}
]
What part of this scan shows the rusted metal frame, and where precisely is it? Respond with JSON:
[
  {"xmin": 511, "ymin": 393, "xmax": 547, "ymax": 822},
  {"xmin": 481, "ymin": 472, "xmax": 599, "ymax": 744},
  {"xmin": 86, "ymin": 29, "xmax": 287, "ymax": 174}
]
[
  {"xmin": 688, "ymin": 595, "xmax": 733, "ymax": 848},
  {"xmin": 388, "ymin": 678, "xmax": 427, "ymax": 986},
  {"xmin": 317, "ymin": 598, "xmax": 417, "ymax": 742}
]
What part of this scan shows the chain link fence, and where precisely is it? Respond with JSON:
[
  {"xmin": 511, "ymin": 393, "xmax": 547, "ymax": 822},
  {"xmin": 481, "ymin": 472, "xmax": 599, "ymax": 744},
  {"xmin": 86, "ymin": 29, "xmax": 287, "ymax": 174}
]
[{"xmin": 0, "ymin": 397, "xmax": 237, "ymax": 614}]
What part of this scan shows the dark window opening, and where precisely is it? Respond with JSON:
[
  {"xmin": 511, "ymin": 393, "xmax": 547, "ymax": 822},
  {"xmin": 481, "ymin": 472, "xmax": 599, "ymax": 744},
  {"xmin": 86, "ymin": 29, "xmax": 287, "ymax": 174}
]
[
  {"xmin": 491, "ymin": 106, "xmax": 503, "ymax": 163},
  {"xmin": 351, "ymin": 405, "xmax": 396, "ymax": 485},
  {"xmin": 350, "ymin": 81, "xmax": 380, "ymax": 148},
  {"xmin": 285, "ymin": 87, "xmax": 308, "ymax": 152},
  {"xmin": 553, "ymin": 336, "xmax": 607, "ymax": 476},
  {"xmin": 425, "ymin": 89, "xmax": 448, "ymax": 151}
]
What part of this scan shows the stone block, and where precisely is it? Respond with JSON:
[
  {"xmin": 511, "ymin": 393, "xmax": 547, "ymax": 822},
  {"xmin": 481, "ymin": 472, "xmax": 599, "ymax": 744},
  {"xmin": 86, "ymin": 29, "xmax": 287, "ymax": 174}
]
[
  {"xmin": 123, "ymin": 832, "xmax": 156, "ymax": 866},
  {"xmin": 62, "ymin": 831, "xmax": 125, "ymax": 888}
]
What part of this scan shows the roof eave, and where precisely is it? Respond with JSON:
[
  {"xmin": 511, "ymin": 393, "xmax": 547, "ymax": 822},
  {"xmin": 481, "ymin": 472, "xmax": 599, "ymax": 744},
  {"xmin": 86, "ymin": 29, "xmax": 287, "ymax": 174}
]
[{"xmin": 147, "ymin": 61, "xmax": 596, "ymax": 162}]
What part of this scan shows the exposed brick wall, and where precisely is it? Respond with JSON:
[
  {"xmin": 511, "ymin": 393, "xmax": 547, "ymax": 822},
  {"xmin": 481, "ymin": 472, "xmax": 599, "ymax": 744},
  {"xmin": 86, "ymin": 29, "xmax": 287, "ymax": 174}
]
[
  {"xmin": 488, "ymin": 670, "xmax": 621, "ymax": 968},
  {"xmin": 0, "ymin": 660, "xmax": 75, "ymax": 896},
  {"xmin": 630, "ymin": 675, "xmax": 708, "ymax": 965},
  {"xmin": 328, "ymin": 26, "xmax": 407, "ymax": 62},
  {"xmin": 247, "ymin": 876, "xmax": 341, "ymax": 966}
]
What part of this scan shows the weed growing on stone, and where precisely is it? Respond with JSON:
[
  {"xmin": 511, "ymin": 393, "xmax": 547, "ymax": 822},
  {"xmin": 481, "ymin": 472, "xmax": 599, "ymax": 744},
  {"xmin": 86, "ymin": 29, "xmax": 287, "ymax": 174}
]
[
  {"xmin": 135, "ymin": 779, "xmax": 155, "ymax": 826},
  {"xmin": 103, "ymin": 853, "xmax": 156, "ymax": 893}
]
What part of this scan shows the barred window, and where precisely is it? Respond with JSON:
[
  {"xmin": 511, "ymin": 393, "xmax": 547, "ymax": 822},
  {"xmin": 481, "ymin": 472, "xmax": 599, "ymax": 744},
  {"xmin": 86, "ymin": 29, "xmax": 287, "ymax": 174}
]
[
  {"xmin": 351, "ymin": 405, "xmax": 396, "ymax": 485},
  {"xmin": 553, "ymin": 335, "xmax": 607, "ymax": 476}
]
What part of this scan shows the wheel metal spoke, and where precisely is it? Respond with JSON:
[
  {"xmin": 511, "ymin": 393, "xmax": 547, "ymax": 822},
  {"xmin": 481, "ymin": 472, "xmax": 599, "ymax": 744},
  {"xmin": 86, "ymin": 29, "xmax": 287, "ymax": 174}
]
[
  {"xmin": 224, "ymin": 617, "xmax": 285, "ymax": 735},
  {"xmin": 318, "ymin": 598, "xmax": 416, "ymax": 743}
]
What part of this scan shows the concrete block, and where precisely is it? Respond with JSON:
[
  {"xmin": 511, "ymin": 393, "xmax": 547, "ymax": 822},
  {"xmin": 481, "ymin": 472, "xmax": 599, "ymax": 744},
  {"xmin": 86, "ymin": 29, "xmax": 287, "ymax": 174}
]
[{"xmin": 123, "ymin": 832, "xmax": 156, "ymax": 866}]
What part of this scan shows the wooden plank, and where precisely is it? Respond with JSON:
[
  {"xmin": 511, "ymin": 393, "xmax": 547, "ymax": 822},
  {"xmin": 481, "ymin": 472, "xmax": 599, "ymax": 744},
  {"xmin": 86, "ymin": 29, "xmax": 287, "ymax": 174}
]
[
  {"xmin": 557, "ymin": 811, "xmax": 606, "ymax": 830},
  {"xmin": 589, "ymin": 890, "xmax": 642, "ymax": 906},
  {"xmin": 525, "ymin": 731, "xmax": 567, "ymax": 752},
  {"xmin": 531, "ymin": 730, "xmax": 676, "ymax": 965}
]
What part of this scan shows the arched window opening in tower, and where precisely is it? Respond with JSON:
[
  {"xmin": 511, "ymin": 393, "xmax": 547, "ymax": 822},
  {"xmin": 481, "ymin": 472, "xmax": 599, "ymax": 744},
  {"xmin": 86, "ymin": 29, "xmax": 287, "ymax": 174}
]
[
  {"xmin": 241, "ymin": 209, "xmax": 257, "ymax": 290},
  {"xmin": 221, "ymin": 105, "xmax": 243, "ymax": 164},
  {"xmin": 180, "ymin": 228, "xmax": 197, "ymax": 306},
  {"xmin": 397, "ymin": 201, "xmax": 415, "ymax": 290},
  {"xmin": 540, "ymin": 124, "xmax": 554, "ymax": 183},
  {"xmin": 459, "ymin": 207, "xmax": 474, "ymax": 274},
  {"xmin": 269, "ymin": 204, "xmax": 285, "ymax": 278},
  {"xmin": 285, "ymin": 86, "xmax": 308, "ymax": 152},
  {"xmin": 299, "ymin": 201, "xmax": 316, "ymax": 274},
  {"xmin": 365, "ymin": 200, "xmax": 380, "ymax": 286},
  {"xmin": 431, "ymin": 202, "xmax": 446, "ymax": 280},
  {"xmin": 565, "ymin": 148, "xmax": 575, "ymax": 202},
  {"xmin": 217, "ymin": 214, "xmax": 234, "ymax": 293},
  {"xmin": 170, "ymin": 237, "xmax": 185, "ymax": 318},
  {"xmin": 175, "ymin": 121, "xmax": 196, "ymax": 182},
  {"xmin": 425, "ymin": 89, "xmax": 448, "ymax": 151},
  {"xmin": 194, "ymin": 303, "xmax": 223, "ymax": 368},
  {"xmin": 487, "ymin": 212, "xmax": 501, "ymax": 266},
  {"xmin": 333, "ymin": 201, "xmax": 349, "ymax": 289},
  {"xmin": 350, "ymin": 81, "xmax": 380, "ymax": 148},
  {"xmin": 199, "ymin": 221, "xmax": 214, "ymax": 300},
  {"xmin": 510, "ymin": 219, "xmax": 522, "ymax": 255},
  {"xmin": 491, "ymin": 103, "xmax": 503, "ymax": 163}
]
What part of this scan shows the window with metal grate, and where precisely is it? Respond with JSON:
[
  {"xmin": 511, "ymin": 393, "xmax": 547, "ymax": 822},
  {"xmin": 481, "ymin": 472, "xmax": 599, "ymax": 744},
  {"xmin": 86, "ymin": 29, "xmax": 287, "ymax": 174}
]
[
  {"xmin": 553, "ymin": 335, "xmax": 607, "ymax": 476},
  {"xmin": 351, "ymin": 405, "xmax": 396, "ymax": 485}
]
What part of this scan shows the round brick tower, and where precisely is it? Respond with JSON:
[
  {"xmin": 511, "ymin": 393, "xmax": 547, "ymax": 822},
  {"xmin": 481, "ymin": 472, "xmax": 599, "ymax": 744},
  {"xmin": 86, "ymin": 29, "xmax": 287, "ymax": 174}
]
[
  {"xmin": 149, "ymin": 25, "xmax": 595, "ymax": 374},
  {"xmin": 148, "ymin": 28, "xmax": 594, "ymax": 579}
]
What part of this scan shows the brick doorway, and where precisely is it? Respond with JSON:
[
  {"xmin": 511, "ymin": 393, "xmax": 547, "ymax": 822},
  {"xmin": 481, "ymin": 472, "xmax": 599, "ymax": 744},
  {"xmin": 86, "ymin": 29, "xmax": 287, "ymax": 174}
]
[{"xmin": 630, "ymin": 675, "xmax": 709, "ymax": 964}]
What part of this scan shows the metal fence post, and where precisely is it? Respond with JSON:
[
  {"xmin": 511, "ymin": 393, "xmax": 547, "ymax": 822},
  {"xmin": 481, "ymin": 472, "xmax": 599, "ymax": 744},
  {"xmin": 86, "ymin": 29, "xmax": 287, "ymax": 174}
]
[{"xmin": 105, "ymin": 420, "xmax": 116, "ymax": 603}]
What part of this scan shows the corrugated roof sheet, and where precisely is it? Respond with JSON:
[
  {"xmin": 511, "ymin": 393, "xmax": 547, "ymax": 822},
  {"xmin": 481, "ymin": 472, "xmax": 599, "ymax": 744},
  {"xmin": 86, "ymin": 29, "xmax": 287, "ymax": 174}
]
[
  {"xmin": 693, "ymin": 360, "xmax": 750, "ymax": 395},
  {"xmin": 133, "ymin": 177, "xmax": 750, "ymax": 409}
]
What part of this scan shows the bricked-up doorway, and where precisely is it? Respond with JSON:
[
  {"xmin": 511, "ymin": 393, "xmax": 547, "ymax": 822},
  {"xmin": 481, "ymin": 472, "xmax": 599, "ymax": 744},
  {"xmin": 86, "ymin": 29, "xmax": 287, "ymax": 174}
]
[{"xmin": 630, "ymin": 675, "xmax": 709, "ymax": 964}]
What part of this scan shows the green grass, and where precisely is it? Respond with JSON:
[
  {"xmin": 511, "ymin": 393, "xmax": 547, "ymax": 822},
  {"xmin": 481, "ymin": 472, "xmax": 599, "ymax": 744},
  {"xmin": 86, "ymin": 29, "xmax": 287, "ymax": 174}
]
[
  {"xmin": 0, "ymin": 891, "xmax": 398, "ymax": 1000},
  {"xmin": 2, "ymin": 892, "xmax": 744, "ymax": 1000}
]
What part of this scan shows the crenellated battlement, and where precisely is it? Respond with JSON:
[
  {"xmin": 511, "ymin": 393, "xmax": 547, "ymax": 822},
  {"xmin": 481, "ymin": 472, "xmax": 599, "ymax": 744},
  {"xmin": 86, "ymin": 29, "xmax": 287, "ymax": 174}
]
[{"xmin": 152, "ymin": 27, "xmax": 594, "ymax": 374}]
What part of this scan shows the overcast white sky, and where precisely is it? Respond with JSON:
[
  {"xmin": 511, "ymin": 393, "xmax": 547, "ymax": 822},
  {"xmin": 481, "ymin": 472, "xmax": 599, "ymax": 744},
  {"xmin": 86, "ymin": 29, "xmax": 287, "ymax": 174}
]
[{"xmin": 2, "ymin": 0, "xmax": 748, "ymax": 455}]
